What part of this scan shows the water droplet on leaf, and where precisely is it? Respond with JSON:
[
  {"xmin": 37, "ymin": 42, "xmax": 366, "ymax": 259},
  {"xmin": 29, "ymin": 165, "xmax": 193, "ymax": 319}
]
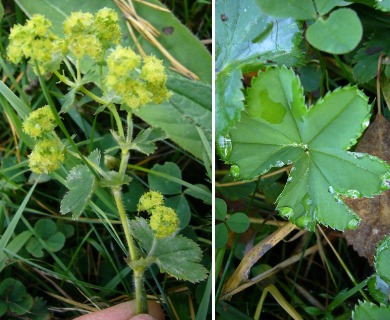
[
  {"xmin": 347, "ymin": 216, "xmax": 361, "ymax": 229},
  {"xmin": 279, "ymin": 206, "xmax": 293, "ymax": 218},
  {"xmin": 230, "ymin": 165, "xmax": 240, "ymax": 180},
  {"xmin": 217, "ymin": 136, "xmax": 232, "ymax": 161}
]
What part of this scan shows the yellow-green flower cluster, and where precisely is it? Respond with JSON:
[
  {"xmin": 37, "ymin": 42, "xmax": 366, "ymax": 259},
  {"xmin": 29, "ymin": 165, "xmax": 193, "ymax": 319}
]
[
  {"xmin": 28, "ymin": 139, "xmax": 65, "ymax": 174},
  {"xmin": 138, "ymin": 191, "xmax": 179, "ymax": 238},
  {"xmin": 137, "ymin": 190, "xmax": 164, "ymax": 212},
  {"xmin": 23, "ymin": 106, "xmax": 64, "ymax": 174},
  {"xmin": 7, "ymin": 14, "xmax": 64, "ymax": 74},
  {"xmin": 106, "ymin": 46, "xmax": 171, "ymax": 110},
  {"xmin": 149, "ymin": 206, "xmax": 179, "ymax": 238},
  {"xmin": 7, "ymin": 8, "xmax": 121, "ymax": 73},
  {"xmin": 63, "ymin": 8, "xmax": 121, "ymax": 60},
  {"xmin": 22, "ymin": 105, "xmax": 56, "ymax": 138}
]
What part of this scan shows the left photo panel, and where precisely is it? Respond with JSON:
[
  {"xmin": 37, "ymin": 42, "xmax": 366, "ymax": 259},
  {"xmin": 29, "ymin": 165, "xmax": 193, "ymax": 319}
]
[{"xmin": 0, "ymin": 1, "xmax": 212, "ymax": 319}]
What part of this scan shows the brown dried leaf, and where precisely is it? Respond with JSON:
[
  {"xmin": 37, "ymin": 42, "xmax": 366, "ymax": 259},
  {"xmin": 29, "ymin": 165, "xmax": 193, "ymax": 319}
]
[{"xmin": 344, "ymin": 114, "xmax": 390, "ymax": 265}]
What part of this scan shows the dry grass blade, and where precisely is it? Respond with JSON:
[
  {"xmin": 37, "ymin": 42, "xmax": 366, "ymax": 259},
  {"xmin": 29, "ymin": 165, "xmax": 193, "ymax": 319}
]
[
  {"xmin": 221, "ymin": 222, "xmax": 297, "ymax": 298},
  {"xmin": 221, "ymin": 244, "xmax": 319, "ymax": 300},
  {"xmin": 114, "ymin": 0, "xmax": 199, "ymax": 80}
]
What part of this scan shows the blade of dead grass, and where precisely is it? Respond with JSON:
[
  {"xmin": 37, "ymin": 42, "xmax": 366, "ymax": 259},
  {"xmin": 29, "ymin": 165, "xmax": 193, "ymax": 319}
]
[{"xmin": 221, "ymin": 222, "xmax": 297, "ymax": 297}]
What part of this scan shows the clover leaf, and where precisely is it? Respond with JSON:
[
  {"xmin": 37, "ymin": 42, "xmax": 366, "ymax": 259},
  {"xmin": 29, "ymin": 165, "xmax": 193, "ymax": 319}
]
[{"xmin": 228, "ymin": 67, "xmax": 390, "ymax": 231}]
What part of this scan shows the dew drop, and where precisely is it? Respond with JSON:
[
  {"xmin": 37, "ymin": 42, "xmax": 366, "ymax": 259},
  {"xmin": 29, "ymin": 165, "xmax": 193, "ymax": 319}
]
[
  {"xmin": 286, "ymin": 160, "xmax": 293, "ymax": 165},
  {"xmin": 345, "ymin": 189, "xmax": 361, "ymax": 199},
  {"xmin": 362, "ymin": 119, "xmax": 370, "ymax": 128},
  {"xmin": 347, "ymin": 216, "xmax": 361, "ymax": 229},
  {"xmin": 328, "ymin": 186, "xmax": 334, "ymax": 194},
  {"xmin": 354, "ymin": 152, "xmax": 364, "ymax": 159},
  {"xmin": 229, "ymin": 165, "xmax": 240, "ymax": 180},
  {"xmin": 217, "ymin": 136, "xmax": 232, "ymax": 161},
  {"xmin": 279, "ymin": 206, "xmax": 293, "ymax": 218},
  {"xmin": 275, "ymin": 160, "xmax": 284, "ymax": 167},
  {"xmin": 287, "ymin": 176, "xmax": 292, "ymax": 182},
  {"xmin": 290, "ymin": 167, "xmax": 296, "ymax": 172}
]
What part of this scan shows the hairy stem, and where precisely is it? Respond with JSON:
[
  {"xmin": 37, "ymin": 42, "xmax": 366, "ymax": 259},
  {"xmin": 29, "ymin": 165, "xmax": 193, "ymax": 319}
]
[
  {"xmin": 134, "ymin": 269, "xmax": 148, "ymax": 314},
  {"xmin": 112, "ymin": 187, "xmax": 137, "ymax": 262}
]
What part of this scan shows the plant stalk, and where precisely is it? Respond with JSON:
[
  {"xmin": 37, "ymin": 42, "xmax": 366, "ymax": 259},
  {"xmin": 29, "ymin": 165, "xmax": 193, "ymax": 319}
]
[
  {"xmin": 112, "ymin": 187, "xmax": 137, "ymax": 262},
  {"xmin": 134, "ymin": 269, "xmax": 148, "ymax": 314}
]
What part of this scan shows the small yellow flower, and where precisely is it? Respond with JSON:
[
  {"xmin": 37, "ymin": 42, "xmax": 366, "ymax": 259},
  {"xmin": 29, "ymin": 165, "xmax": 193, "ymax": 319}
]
[
  {"xmin": 94, "ymin": 8, "xmax": 121, "ymax": 48},
  {"xmin": 23, "ymin": 105, "xmax": 57, "ymax": 138},
  {"xmin": 149, "ymin": 206, "xmax": 179, "ymax": 238},
  {"xmin": 29, "ymin": 139, "xmax": 64, "ymax": 174},
  {"xmin": 7, "ymin": 15, "xmax": 63, "ymax": 74},
  {"xmin": 137, "ymin": 190, "xmax": 164, "ymax": 212}
]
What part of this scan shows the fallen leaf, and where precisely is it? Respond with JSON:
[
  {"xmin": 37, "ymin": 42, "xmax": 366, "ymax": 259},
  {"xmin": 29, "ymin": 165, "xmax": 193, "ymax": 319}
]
[{"xmin": 345, "ymin": 114, "xmax": 390, "ymax": 265}]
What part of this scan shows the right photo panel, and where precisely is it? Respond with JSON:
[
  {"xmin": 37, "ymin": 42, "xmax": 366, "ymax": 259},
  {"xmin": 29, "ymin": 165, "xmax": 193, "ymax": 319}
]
[{"xmin": 215, "ymin": 0, "xmax": 390, "ymax": 318}]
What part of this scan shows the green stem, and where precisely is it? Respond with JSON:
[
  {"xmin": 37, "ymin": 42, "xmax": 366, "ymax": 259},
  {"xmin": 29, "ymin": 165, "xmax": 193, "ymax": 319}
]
[
  {"xmin": 107, "ymin": 104, "xmax": 125, "ymax": 138},
  {"xmin": 112, "ymin": 187, "xmax": 138, "ymax": 262},
  {"xmin": 54, "ymin": 70, "xmax": 75, "ymax": 87},
  {"xmin": 79, "ymin": 86, "xmax": 109, "ymax": 106},
  {"xmin": 63, "ymin": 57, "xmax": 77, "ymax": 81},
  {"xmin": 134, "ymin": 269, "xmax": 148, "ymax": 314}
]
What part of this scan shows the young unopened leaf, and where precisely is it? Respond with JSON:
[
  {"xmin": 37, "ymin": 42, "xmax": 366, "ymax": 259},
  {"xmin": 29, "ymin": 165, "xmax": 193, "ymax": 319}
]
[
  {"xmin": 131, "ymin": 127, "xmax": 167, "ymax": 155},
  {"xmin": 130, "ymin": 217, "xmax": 208, "ymax": 283},
  {"xmin": 228, "ymin": 67, "xmax": 390, "ymax": 231},
  {"xmin": 216, "ymin": 0, "xmax": 302, "ymax": 138},
  {"xmin": 61, "ymin": 150, "xmax": 100, "ymax": 218}
]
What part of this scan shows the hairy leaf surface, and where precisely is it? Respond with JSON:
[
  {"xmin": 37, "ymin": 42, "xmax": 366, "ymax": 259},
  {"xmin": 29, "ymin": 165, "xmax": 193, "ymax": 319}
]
[
  {"xmin": 60, "ymin": 150, "xmax": 100, "ymax": 218},
  {"xmin": 228, "ymin": 67, "xmax": 390, "ymax": 230},
  {"xmin": 215, "ymin": 0, "xmax": 302, "ymax": 138},
  {"xmin": 130, "ymin": 217, "xmax": 208, "ymax": 283}
]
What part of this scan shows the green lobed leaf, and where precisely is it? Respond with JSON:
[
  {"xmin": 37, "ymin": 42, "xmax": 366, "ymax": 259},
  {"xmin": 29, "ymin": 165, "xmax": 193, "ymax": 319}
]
[
  {"xmin": 228, "ymin": 67, "xmax": 390, "ymax": 231},
  {"xmin": 352, "ymin": 32, "xmax": 390, "ymax": 84},
  {"xmin": 130, "ymin": 217, "xmax": 208, "ymax": 283},
  {"xmin": 367, "ymin": 275, "xmax": 390, "ymax": 305},
  {"xmin": 215, "ymin": 0, "xmax": 303, "ymax": 138},
  {"xmin": 353, "ymin": 301, "xmax": 390, "ymax": 319},
  {"xmin": 60, "ymin": 150, "xmax": 100, "ymax": 218},
  {"xmin": 306, "ymin": 8, "xmax": 363, "ymax": 54},
  {"xmin": 226, "ymin": 212, "xmax": 250, "ymax": 233},
  {"xmin": 375, "ymin": 235, "xmax": 390, "ymax": 283}
]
